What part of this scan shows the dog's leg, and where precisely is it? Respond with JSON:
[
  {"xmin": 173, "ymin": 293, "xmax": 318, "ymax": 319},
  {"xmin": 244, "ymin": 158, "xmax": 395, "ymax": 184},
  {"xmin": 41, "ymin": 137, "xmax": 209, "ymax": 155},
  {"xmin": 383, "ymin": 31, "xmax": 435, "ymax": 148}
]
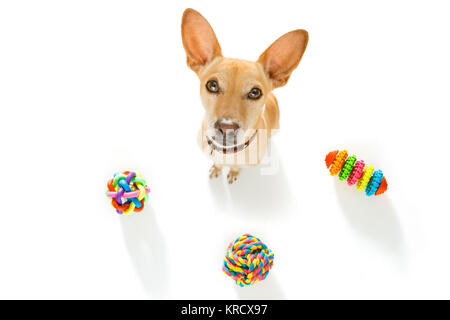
[
  {"xmin": 227, "ymin": 168, "xmax": 241, "ymax": 184},
  {"xmin": 209, "ymin": 164, "xmax": 222, "ymax": 179}
]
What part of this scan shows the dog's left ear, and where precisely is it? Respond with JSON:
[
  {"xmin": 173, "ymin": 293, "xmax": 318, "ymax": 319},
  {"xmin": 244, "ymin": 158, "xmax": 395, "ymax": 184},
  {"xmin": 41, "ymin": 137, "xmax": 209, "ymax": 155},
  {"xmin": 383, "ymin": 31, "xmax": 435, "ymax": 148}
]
[{"xmin": 258, "ymin": 29, "xmax": 309, "ymax": 88}]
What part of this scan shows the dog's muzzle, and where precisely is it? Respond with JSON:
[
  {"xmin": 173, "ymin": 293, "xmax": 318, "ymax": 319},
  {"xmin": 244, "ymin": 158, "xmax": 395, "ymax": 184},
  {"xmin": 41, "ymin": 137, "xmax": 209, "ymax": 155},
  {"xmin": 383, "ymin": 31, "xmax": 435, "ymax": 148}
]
[{"xmin": 207, "ymin": 130, "xmax": 258, "ymax": 154}]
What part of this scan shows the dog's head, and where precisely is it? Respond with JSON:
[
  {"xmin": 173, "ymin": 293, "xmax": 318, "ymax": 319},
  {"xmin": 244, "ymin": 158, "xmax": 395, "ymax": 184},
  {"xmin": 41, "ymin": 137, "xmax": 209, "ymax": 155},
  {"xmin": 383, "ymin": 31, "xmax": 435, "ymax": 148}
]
[{"xmin": 181, "ymin": 8, "xmax": 308, "ymax": 148}]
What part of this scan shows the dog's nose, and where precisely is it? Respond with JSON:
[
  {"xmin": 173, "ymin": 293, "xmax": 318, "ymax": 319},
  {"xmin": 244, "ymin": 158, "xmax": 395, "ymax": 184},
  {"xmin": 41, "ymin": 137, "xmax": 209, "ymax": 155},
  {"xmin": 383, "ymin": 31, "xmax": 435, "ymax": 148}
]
[{"xmin": 214, "ymin": 119, "xmax": 240, "ymax": 136}]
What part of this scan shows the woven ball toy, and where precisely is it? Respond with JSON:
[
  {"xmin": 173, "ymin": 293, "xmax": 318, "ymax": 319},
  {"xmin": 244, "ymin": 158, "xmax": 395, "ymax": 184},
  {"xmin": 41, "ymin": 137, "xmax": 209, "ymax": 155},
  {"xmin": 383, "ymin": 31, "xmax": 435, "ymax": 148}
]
[
  {"xmin": 325, "ymin": 149, "xmax": 388, "ymax": 196},
  {"xmin": 223, "ymin": 234, "xmax": 274, "ymax": 287},
  {"xmin": 106, "ymin": 171, "xmax": 150, "ymax": 214}
]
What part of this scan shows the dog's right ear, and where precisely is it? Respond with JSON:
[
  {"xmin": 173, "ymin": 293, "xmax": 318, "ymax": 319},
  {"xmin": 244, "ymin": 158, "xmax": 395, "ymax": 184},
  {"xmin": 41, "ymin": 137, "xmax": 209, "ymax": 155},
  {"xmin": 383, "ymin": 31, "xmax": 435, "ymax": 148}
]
[{"xmin": 181, "ymin": 8, "xmax": 222, "ymax": 73}]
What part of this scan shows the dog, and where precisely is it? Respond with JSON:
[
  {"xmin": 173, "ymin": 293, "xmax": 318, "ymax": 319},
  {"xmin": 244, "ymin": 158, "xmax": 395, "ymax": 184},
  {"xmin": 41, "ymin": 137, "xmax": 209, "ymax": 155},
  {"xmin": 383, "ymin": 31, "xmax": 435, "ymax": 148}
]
[{"xmin": 181, "ymin": 8, "xmax": 308, "ymax": 183}]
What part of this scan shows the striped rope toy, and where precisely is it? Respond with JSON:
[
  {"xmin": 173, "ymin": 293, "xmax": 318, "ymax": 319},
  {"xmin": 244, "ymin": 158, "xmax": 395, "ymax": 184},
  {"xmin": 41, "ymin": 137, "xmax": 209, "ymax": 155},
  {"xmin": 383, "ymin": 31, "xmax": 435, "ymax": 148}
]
[
  {"xmin": 223, "ymin": 234, "xmax": 274, "ymax": 287},
  {"xmin": 106, "ymin": 171, "xmax": 150, "ymax": 214},
  {"xmin": 325, "ymin": 150, "xmax": 388, "ymax": 196}
]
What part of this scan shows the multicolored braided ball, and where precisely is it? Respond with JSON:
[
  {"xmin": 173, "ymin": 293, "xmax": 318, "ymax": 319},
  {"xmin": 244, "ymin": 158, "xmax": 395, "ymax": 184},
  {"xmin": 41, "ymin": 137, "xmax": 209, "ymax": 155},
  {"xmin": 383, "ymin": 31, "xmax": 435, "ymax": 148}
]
[
  {"xmin": 325, "ymin": 150, "xmax": 388, "ymax": 196},
  {"xmin": 106, "ymin": 171, "xmax": 150, "ymax": 214},
  {"xmin": 223, "ymin": 234, "xmax": 274, "ymax": 287}
]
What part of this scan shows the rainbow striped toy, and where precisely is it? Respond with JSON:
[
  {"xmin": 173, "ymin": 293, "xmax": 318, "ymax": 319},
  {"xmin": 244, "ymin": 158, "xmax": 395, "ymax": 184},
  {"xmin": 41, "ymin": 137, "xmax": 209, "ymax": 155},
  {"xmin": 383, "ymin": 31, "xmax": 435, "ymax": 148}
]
[
  {"xmin": 325, "ymin": 150, "xmax": 388, "ymax": 196},
  {"xmin": 106, "ymin": 171, "xmax": 150, "ymax": 214},
  {"xmin": 223, "ymin": 234, "xmax": 274, "ymax": 287}
]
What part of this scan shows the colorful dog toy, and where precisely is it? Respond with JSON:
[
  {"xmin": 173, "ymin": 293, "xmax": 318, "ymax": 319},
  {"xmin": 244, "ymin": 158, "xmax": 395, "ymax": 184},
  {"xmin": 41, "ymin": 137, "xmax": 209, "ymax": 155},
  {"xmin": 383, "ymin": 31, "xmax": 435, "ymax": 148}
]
[
  {"xmin": 325, "ymin": 150, "xmax": 388, "ymax": 196},
  {"xmin": 223, "ymin": 234, "xmax": 274, "ymax": 287},
  {"xmin": 106, "ymin": 171, "xmax": 150, "ymax": 214}
]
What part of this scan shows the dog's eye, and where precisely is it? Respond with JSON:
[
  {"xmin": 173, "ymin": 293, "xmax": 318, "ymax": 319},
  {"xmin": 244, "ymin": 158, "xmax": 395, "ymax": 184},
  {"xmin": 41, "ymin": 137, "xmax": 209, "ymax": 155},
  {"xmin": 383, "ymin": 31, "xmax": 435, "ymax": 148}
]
[
  {"xmin": 248, "ymin": 88, "xmax": 262, "ymax": 100},
  {"xmin": 206, "ymin": 80, "xmax": 219, "ymax": 93}
]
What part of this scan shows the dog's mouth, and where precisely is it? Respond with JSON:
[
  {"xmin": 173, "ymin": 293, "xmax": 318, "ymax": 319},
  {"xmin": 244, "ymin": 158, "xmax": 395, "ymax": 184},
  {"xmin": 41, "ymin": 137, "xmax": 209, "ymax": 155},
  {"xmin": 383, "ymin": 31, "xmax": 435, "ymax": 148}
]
[{"xmin": 207, "ymin": 131, "xmax": 258, "ymax": 154}]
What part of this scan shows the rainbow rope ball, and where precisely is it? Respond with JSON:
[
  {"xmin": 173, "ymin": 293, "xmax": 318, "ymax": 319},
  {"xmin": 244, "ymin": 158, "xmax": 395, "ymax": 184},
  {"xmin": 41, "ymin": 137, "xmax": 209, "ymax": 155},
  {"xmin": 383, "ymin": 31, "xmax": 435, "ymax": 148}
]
[
  {"xmin": 106, "ymin": 171, "xmax": 150, "ymax": 215},
  {"xmin": 325, "ymin": 149, "xmax": 388, "ymax": 196},
  {"xmin": 223, "ymin": 234, "xmax": 274, "ymax": 287}
]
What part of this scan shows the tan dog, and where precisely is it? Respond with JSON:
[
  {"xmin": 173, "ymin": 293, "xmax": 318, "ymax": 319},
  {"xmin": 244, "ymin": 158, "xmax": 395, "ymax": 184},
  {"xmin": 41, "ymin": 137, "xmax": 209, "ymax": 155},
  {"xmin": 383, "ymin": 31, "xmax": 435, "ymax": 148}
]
[{"xmin": 181, "ymin": 8, "xmax": 308, "ymax": 183}]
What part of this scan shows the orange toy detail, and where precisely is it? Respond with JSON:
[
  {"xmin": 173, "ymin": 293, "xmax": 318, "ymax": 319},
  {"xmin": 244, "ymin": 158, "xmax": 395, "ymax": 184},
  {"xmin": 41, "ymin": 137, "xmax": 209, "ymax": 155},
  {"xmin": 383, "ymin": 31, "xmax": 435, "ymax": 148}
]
[
  {"xmin": 329, "ymin": 150, "xmax": 348, "ymax": 176},
  {"xmin": 325, "ymin": 150, "xmax": 339, "ymax": 168},
  {"xmin": 375, "ymin": 177, "xmax": 388, "ymax": 196}
]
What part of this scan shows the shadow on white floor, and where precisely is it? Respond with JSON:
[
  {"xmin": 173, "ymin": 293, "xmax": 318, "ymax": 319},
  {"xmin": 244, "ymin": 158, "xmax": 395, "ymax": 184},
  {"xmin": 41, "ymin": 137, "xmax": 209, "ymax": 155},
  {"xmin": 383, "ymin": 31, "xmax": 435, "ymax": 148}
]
[
  {"xmin": 120, "ymin": 205, "xmax": 168, "ymax": 298},
  {"xmin": 334, "ymin": 179, "xmax": 406, "ymax": 261},
  {"xmin": 234, "ymin": 275, "xmax": 285, "ymax": 299},
  {"xmin": 208, "ymin": 145, "xmax": 296, "ymax": 220}
]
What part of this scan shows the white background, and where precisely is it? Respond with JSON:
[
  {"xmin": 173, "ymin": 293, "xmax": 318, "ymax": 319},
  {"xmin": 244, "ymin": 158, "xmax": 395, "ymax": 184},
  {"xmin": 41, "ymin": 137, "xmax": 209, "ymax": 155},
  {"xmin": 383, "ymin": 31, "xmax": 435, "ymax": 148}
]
[{"xmin": 1, "ymin": 0, "xmax": 449, "ymax": 299}]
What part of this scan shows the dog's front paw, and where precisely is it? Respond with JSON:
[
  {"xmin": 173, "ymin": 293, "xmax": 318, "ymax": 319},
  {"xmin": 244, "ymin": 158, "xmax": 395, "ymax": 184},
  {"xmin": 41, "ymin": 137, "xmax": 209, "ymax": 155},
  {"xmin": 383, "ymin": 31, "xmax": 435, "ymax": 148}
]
[
  {"xmin": 227, "ymin": 169, "xmax": 241, "ymax": 184},
  {"xmin": 209, "ymin": 164, "xmax": 222, "ymax": 179}
]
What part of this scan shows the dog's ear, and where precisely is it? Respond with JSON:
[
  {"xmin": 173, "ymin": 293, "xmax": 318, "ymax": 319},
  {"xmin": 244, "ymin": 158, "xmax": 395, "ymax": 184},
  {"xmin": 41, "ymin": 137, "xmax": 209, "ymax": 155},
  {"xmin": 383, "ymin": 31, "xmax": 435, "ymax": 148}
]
[
  {"xmin": 181, "ymin": 8, "xmax": 222, "ymax": 73},
  {"xmin": 258, "ymin": 29, "xmax": 308, "ymax": 88}
]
